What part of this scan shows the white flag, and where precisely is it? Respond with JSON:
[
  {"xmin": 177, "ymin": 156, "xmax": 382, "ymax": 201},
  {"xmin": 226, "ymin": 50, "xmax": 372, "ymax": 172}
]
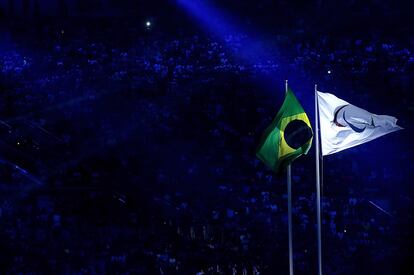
[{"xmin": 317, "ymin": 91, "xmax": 402, "ymax": 156}]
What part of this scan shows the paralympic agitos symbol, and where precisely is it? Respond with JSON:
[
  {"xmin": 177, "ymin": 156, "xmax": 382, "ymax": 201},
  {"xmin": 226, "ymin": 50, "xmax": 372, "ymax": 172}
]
[{"xmin": 333, "ymin": 104, "xmax": 376, "ymax": 133}]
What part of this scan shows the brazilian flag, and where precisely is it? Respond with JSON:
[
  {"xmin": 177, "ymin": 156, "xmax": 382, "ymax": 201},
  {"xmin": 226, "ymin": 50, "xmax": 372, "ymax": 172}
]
[{"xmin": 256, "ymin": 88, "xmax": 313, "ymax": 173}]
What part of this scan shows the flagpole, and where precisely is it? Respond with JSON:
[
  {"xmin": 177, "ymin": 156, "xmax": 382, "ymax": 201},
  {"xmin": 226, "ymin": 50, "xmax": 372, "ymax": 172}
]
[
  {"xmin": 286, "ymin": 80, "xmax": 293, "ymax": 275},
  {"xmin": 315, "ymin": 84, "xmax": 323, "ymax": 275}
]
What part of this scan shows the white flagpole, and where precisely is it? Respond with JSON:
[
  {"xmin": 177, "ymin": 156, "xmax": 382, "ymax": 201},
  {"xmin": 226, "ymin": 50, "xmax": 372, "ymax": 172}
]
[
  {"xmin": 286, "ymin": 80, "xmax": 293, "ymax": 275},
  {"xmin": 315, "ymin": 84, "xmax": 323, "ymax": 275}
]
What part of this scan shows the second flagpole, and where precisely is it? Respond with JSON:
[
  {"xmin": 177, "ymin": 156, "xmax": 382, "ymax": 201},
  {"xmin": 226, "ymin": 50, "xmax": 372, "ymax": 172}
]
[
  {"xmin": 315, "ymin": 84, "xmax": 322, "ymax": 275},
  {"xmin": 286, "ymin": 80, "xmax": 293, "ymax": 275}
]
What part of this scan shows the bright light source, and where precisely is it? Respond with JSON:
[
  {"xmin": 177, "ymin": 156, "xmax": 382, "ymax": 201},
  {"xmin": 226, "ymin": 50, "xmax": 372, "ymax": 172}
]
[
  {"xmin": 327, "ymin": 70, "xmax": 331, "ymax": 74},
  {"xmin": 146, "ymin": 21, "xmax": 151, "ymax": 27}
]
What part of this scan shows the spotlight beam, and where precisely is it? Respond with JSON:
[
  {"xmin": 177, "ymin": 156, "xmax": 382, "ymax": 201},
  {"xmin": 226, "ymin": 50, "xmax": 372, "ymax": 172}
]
[{"xmin": 175, "ymin": 0, "xmax": 312, "ymax": 101}]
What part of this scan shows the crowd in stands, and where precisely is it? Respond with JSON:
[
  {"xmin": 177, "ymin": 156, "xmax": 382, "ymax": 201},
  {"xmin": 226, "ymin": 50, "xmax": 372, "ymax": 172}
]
[{"xmin": 0, "ymin": 19, "xmax": 412, "ymax": 274}]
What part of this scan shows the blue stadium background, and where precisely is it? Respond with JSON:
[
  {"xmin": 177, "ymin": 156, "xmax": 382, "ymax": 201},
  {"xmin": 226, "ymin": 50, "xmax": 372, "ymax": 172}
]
[{"xmin": 0, "ymin": 0, "xmax": 413, "ymax": 274}]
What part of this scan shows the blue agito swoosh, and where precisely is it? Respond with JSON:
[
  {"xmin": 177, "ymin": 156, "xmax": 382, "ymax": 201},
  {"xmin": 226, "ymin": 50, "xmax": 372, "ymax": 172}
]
[{"xmin": 343, "ymin": 111, "xmax": 366, "ymax": 133}]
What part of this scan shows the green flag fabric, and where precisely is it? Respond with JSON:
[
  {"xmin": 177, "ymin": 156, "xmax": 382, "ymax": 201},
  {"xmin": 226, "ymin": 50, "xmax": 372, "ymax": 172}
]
[{"xmin": 256, "ymin": 88, "xmax": 313, "ymax": 173}]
